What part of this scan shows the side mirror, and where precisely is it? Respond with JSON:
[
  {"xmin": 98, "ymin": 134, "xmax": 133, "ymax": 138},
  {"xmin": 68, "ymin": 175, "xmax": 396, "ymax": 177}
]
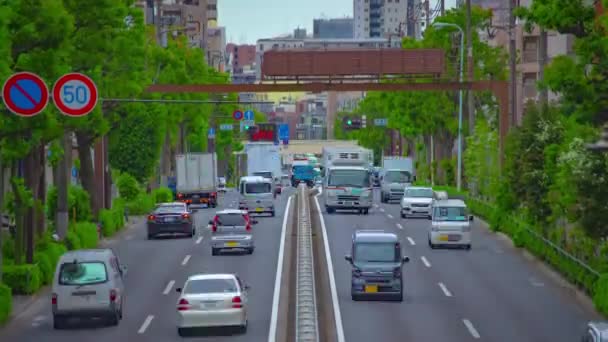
[
  {"xmin": 402, "ymin": 256, "xmax": 410, "ymax": 263},
  {"xmin": 120, "ymin": 265, "xmax": 128, "ymax": 275},
  {"xmin": 469, "ymin": 215, "xmax": 474, "ymax": 221},
  {"xmin": 243, "ymin": 284, "xmax": 250, "ymax": 291},
  {"xmin": 344, "ymin": 255, "xmax": 353, "ymax": 263},
  {"xmin": 252, "ymin": 220, "xmax": 259, "ymax": 224},
  {"xmin": 208, "ymin": 220, "xmax": 213, "ymax": 225},
  {"xmin": 176, "ymin": 287, "xmax": 182, "ymax": 293}
]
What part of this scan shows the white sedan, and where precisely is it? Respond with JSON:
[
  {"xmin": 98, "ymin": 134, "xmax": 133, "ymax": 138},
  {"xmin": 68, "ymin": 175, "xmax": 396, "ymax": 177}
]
[{"xmin": 175, "ymin": 273, "xmax": 249, "ymax": 336}]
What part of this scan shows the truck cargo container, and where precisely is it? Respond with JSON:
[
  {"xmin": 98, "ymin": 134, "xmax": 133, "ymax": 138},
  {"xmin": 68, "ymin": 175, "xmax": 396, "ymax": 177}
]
[
  {"xmin": 176, "ymin": 153, "xmax": 218, "ymax": 208},
  {"xmin": 380, "ymin": 156, "xmax": 414, "ymax": 203}
]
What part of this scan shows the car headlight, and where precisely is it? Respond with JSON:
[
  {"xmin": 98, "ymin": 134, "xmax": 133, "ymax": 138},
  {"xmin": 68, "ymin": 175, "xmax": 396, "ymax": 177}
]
[{"xmin": 431, "ymin": 226, "xmax": 439, "ymax": 232}]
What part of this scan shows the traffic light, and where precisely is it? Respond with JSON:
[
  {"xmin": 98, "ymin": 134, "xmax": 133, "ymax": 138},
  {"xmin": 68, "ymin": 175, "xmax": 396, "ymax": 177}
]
[{"xmin": 343, "ymin": 116, "xmax": 362, "ymax": 130}]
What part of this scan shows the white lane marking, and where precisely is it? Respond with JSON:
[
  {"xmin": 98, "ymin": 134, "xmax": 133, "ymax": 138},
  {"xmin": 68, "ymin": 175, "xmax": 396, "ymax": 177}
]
[
  {"xmin": 438, "ymin": 282, "xmax": 452, "ymax": 297},
  {"xmin": 407, "ymin": 236, "xmax": 416, "ymax": 245},
  {"xmin": 181, "ymin": 255, "xmax": 191, "ymax": 266},
  {"xmin": 421, "ymin": 256, "xmax": 431, "ymax": 268},
  {"xmin": 373, "ymin": 204, "xmax": 378, "ymax": 208},
  {"xmin": 529, "ymin": 277, "xmax": 545, "ymax": 287},
  {"xmin": 138, "ymin": 315, "xmax": 154, "ymax": 334},
  {"xmin": 268, "ymin": 196, "xmax": 293, "ymax": 342},
  {"xmin": 31, "ymin": 315, "xmax": 46, "ymax": 327},
  {"xmin": 387, "ymin": 214, "xmax": 393, "ymax": 219},
  {"xmin": 379, "ymin": 208, "xmax": 385, "ymax": 212},
  {"xmin": 463, "ymin": 319, "xmax": 481, "ymax": 339},
  {"xmin": 195, "ymin": 236, "xmax": 203, "ymax": 244},
  {"xmin": 163, "ymin": 280, "xmax": 175, "ymax": 295},
  {"xmin": 396, "ymin": 223, "xmax": 403, "ymax": 229},
  {"xmin": 318, "ymin": 187, "xmax": 323, "ymax": 195},
  {"xmin": 314, "ymin": 193, "xmax": 346, "ymax": 342}
]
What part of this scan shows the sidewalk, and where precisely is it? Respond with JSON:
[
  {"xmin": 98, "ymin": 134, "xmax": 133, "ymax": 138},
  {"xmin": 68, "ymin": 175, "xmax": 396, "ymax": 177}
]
[{"xmin": 5, "ymin": 215, "xmax": 145, "ymax": 323}]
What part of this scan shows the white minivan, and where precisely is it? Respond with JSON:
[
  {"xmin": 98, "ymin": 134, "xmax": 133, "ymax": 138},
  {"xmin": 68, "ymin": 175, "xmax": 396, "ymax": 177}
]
[
  {"xmin": 51, "ymin": 249, "xmax": 127, "ymax": 329},
  {"xmin": 238, "ymin": 176, "xmax": 276, "ymax": 217},
  {"xmin": 428, "ymin": 199, "xmax": 473, "ymax": 250}
]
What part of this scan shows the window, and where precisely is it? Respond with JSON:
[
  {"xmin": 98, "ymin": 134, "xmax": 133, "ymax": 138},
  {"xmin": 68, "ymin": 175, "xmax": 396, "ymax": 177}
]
[
  {"xmin": 523, "ymin": 37, "xmax": 538, "ymax": 63},
  {"xmin": 215, "ymin": 213, "xmax": 247, "ymax": 226},
  {"xmin": 245, "ymin": 182, "xmax": 272, "ymax": 194},
  {"xmin": 59, "ymin": 262, "xmax": 108, "ymax": 286},
  {"xmin": 185, "ymin": 278, "xmax": 238, "ymax": 294},
  {"xmin": 433, "ymin": 206, "xmax": 467, "ymax": 221},
  {"xmin": 157, "ymin": 204, "xmax": 185, "ymax": 212},
  {"xmin": 327, "ymin": 169, "xmax": 370, "ymax": 187},
  {"xmin": 384, "ymin": 170, "xmax": 412, "ymax": 183},
  {"xmin": 354, "ymin": 242, "xmax": 399, "ymax": 263},
  {"xmin": 259, "ymin": 44, "xmax": 264, "ymax": 51},
  {"xmin": 252, "ymin": 171, "xmax": 273, "ymax": 179},
  {"xmin": 523, "ymin": 73, "xmax": 537, "ymax": 98},
  {"xmin": 405, "ymin": 188, "xmax": 433, "ymax": 198}
]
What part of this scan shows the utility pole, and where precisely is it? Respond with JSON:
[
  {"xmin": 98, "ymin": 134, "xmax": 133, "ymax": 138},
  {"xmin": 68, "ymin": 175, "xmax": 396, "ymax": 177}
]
[
  {"xmin": 466, "ymin": 0, "xmax": 474, "ymax": 135},
  {"xmin": 425, "ymin": 1, "xmax": 431, "ymax": 29},
  {"xmin": 441, "ymin": 0, "xmax": 445, "ymax": 16},
  {"xmin": 155, "ymin": 0, "xmax": 162, "ymax": 44},
  {"xmin": 509, "ymin": 0, "xmax": 518, "ymax": 126},
  {"xmin": 538, "ymin": 28, "xmax": 548, "ymax": 105}
]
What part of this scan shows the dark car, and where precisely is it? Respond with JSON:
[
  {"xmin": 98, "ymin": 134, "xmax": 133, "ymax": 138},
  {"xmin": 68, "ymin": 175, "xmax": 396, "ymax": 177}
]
[
  {"xmin": 345, "ymin": 230, "xmax": 410, "ymax": 301},
  {"xmin": 147, "ymin": 202, "xmax": 195, "ymax": 239}
]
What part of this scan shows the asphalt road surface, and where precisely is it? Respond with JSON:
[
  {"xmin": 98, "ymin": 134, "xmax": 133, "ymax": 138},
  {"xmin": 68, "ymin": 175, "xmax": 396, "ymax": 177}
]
[
  {"xmin": 0, "ymin": 188, "xmax": 294, "ymax": 342},
  {"xmin": 318, "ymin": 188, "xmax": 599, "ymax": 342}
]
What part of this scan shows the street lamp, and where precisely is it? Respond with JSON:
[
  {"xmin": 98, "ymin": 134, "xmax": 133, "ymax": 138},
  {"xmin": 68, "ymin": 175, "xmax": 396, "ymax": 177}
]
[
  {"xmin": 433, "ymin": 22, "xmax": 465, "ymax": 191},
  {"xmin": 587, "ymin": 123, "xmax": 608, "ymax": 152}
]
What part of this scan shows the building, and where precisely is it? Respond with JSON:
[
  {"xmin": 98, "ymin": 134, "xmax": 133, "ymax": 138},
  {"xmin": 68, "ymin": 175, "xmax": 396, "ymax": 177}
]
[
  {"xmin": 225, "ymin": 43, "xmax": 257, "ymax": 83},
  {"xmin": 206, "ymin": 26, "xmax": 226, "ymax": 71},
  {"xmin": 313, "ymin": 18, "xmax": 354, "ymax": 38},
  {"xmin": 143, "ymin": 0, "xmax": 209, "ymax": 49},
  {"xmin": 295, "ymin": 95, "xmax": 328, "ymax": 140},
  {"xmin": 354, "ymin": 0, "xmax": 408, "ymax": 39}
]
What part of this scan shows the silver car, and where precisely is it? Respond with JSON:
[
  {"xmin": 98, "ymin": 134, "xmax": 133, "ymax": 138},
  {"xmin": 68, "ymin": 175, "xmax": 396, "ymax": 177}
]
[
  {"xmin": 582, "ymin": 321, "xmax": 608, "ymax": 341},
  {"xmin": 209, "ymin": 209, "xmax": 257, "ymax": 255},
  {"xmin": 400, "ymin": 187, "xmax": 435, "ymax": 219},
  {"xmin": 176, "ymin": 274, "xmax": 249, "ymax": 336}
]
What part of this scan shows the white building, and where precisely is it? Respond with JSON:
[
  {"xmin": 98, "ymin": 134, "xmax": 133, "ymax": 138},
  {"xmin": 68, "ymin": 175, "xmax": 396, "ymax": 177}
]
[{"xmin": 354, "ymin": 0, "xmax": 408, "ymax": 39}]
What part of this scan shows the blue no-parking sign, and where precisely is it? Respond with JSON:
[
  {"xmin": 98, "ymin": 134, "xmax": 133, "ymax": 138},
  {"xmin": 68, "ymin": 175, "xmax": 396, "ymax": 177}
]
[{"xmin": 2, "ymin": 72, "xmax": 50, "ymax": 117}]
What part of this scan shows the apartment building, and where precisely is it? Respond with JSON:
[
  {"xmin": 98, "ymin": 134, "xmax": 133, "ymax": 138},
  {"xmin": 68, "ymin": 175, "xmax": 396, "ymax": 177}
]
[
  {"xmin": 142, "ymin": 0, "xmax": 209, "ymax": 49},
  {"xmin": 206, "ymin": 25, "xmax": 226, "ymax": 71},
  {"xmin": 354, "ymin": 0, "xmax": 408, "ymax": 39},
  {"xmin": 226, "ymin": 43, "xmax": 257, "ymax": 83},
  {"xmin": 313, "ymin": 18, "xmax": 354, "ymax": 38}
]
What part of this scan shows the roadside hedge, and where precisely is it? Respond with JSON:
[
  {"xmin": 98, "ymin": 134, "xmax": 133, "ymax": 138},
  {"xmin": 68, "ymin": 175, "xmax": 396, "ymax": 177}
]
[
  {"xmin": 46, "ymin": 185, "xmax": 92, "ymax": 222},
  {"xmin": 0, "ymin": 283, "xmax": 11, "ymax": 325},
  {"xmin": 2, "ymin": 264, "xmax": 42, "ymax": 295},
  {"xmin": 125, "ymin": 193, "xmax": 155, "ymax": 215},
  {"xmin": 426, "ymin": 184, "xmax": 608, "ymax": 316},
  {"xmin": 152, "ymin": 187, "xmax": 173, "ymax": 203},
  {"xmin": 71, "ymin": 222, "xmax": 99, "ymax": 249}
]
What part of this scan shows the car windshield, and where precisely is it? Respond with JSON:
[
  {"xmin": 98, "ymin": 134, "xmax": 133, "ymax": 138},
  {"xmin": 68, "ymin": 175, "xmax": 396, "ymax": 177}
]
[
  {"xmin": 216, "ymin": 214, "xmax": 246, "ymax": 226},
  {"xmin": 185, "ymin": 278, "xmax": 238, "ymax": 294},
  {"xmin": 157, "ymin": 205, "xmax": 184, "ymax": 213},
  {"xmin": 253, "ymin": 172, "xmax": 272, "ymax": 179},
  {"xmin": 354, "ymin": 242, "xmax": 398, "ymax": 263},
  {"xmin": 59, "ymin": 261, "xmax": 108, "ymax": 286},
  {"xmin": 405, "ymin": 188, "xmax": 434, "ymax": 198},
  {"xmin": 434, "ymin": 206, "xmax": 467, "ymax": 221},
  {"xmin": 384, "ymin": 171, "xmax": 411, "ymax": 183},
  {"xmin": 245, "ymin": 182, "xmax": 272, "ymax": 194},
  {"xmin": 327, "ymin": 170, "xmax": 370, "ymax": 187}
]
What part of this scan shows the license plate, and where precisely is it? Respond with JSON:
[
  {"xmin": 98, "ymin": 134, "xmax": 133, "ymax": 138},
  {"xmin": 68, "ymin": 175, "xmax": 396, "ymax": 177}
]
[
  {"xmin": 226, "ymin": 242, "xmax": 238, "ymax": 247},
  {"xmin": 439, "ymin": 235, "xmax": 449, "ymax": 241},
  {"xmin": 255, "ymin": 208, "xmax": 264, "ymax": 212},
  {"xmin": 201, "ymin": 302, "xmax": 216, "ymax": 308},
  {"xmin": 165, "ymin": 217, "xmax": 176, "ymax": 222},
  {"xmin": 448, "ymin": 234, "xmax": 461, "ymax": 241},
  {"xmin": 364, "ymin": 285, "xmax": 378, "ymax": 293}
]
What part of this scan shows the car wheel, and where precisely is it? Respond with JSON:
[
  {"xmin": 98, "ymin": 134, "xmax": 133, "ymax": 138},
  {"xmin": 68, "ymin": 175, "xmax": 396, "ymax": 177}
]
[
  {"xmin": 211, "ymin": 202, "xmax": 217, "ymax": 208},
  {"xmin": 147, "ymin": 233, "xmax": 154, "ymax": 240},
  {"xmin": 119, "ymin": 300, "xmax": 124, "ymax": 319},
  {"xmin": 107, "ymin": 311, "xmax": 119, "ymax": 326},
  {"xmin": 270, "ymin": 210, "xmax": 275, "ymax": 217},
  {"xmin": 465, "ymin": 244, "xmax": 471, "ymax": 250},
  {"xmin": 211, "ymin": 248, "xmax": 219, "ymax": 256},
  {"xmin": 53, "ymin": 315, "xmax": 66, "ymax": 330},
  {"xmin": 326, "ymin": 207, "xmax": 334, "ymax": 214},
  {"xmin": 428, "ymin": 239, "xmax": 436, "ymax": 249},
  {"xmin": 190, "ymin": 228, "xmax": 195, "ymax": 238},
  {"xmin": 364, "ymin": 208, "xmax": 369, "ymax": 215},
  {"xmin": 428, "ymin": 215, "xmax": 432, "ymax": 220},
  {"xmin": 240, "ymin": 321, "xmax": 248, "ymax": 333},
  {"xmin": 351, "ymin": 293, "xmax": 360, "ymax": 301},
  {"xmin": 248, "ymin": 247, "xmax": 254, "ymax": 255},
  {"xmin": 401, "ymin": 212, "xmax": 407, "ymax": 219},
  {"xmin": 396, "ymin": 291, "xmax": 404, "ymax": 302},
  {"xmin": 177, "ymin": 328, "xmax": 187, "ymax": 337}
]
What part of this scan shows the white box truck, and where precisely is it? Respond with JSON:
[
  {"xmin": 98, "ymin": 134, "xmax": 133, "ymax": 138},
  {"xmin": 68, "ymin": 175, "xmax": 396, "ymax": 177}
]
[
  {"xmin": 176, "ymin": 153, "xmax": 218, "ymax": 208},
  {"xmin": 245, "ymin": 142, "xmax": 282, "ymax": 191},
  {"xmin": 379, "ymin": 156, "xmax": 414, "ymax": 203}
]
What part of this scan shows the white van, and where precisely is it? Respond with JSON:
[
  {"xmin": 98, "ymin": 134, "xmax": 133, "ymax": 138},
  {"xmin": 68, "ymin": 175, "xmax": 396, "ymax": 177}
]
[
  {"xmin": 51, "ymin": 249, "xmax": 127, "ymax": 329},
  {"xmin": 428, "ymin": 199, "xmax": 473, "ymax": 250},
  {"xmin": 238, "ymin": 176, "xmax": 275, "ymax": 217}
]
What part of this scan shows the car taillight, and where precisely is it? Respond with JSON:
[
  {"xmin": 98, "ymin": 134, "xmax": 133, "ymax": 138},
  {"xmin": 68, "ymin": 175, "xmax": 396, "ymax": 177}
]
[
  {"xmin": 211, "ymin": 216, "xmax": 218, "ymax": 232},
  {"xmin": 109, "ymin": 289, "xmax": 117, "ymax": 302},
  {"xmin": 52, "ymin": 293, "xmax": 57, "ymax": 305},
  {"xmin": 147, "ymin": 215, "xmax": 156, "ymax": 221},
  {"xmin": 177, "ymin": 193, "xmax": 184, "ymax": 199},
  {"xmin": 232, "ymin": 296, "xmax": 243, "ymax": 308},
  {"xmin": 211, "ymin": 192, "xmax": 217, "ymax": 198},
  {"xmin": 177, "ymin": 298, "xmax": 190, "ymax": 311},
  {"xmin": 182, "ymin": 213, "xmax": 190, "ymax": 220}
]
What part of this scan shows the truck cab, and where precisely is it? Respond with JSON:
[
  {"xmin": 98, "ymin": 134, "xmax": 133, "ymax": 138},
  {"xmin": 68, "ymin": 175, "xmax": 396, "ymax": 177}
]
[
  {"xmin": 238, "ymin": 176, "xmax": 276, "ymax": 217},
  {"xmin": 324, "ymin": 166, "xmax": 373, "ymax": 215},
  {"xmin": 380, "ymin": 169, "xmax": 413, "ymax": 203},
  {"xmin": 252, "ymin": 170, "xmax": 281, "ymax": 195}
]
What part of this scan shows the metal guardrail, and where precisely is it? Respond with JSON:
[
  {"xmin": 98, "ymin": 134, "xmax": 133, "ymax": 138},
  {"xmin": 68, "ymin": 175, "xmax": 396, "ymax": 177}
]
[{"xmin": 295, "ymin": 184, "xmax": 319, "ymax": 342}]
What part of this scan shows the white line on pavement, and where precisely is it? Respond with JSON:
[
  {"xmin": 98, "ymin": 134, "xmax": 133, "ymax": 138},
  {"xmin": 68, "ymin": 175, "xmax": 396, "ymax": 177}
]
[
  {"xmin": 463, "ymin": 319, "xmax": 481, "ymax": 338},
  {"xmin": 195, "ymin": 236, "xmax": 203, "ymax": 244},
  {"xmin": 268, "ymin": 196, "xmax": 293, "ymax": 342},
  {"xmin": 314, "ymin": 193, "xmax": 346, "ymax": 342},
  {"xmin": 387, "ymin": 214, "xmax": 393, "ymax": 219},
  {"xmin": 407, "ymin": 237, "xmax": 416, "ymax": 245},
  {"xmin": 529, "ymin": 277, "xmax": 545, "ymax": 287},
  {"xmin": 181, "ymin": 255, "xmax": 191, "ymax": 266},
  {"xmin": 373, "ymin": 204, "xmax": 378, "ymax": 208},
  {"xmin": 138, "ymin": 315, "xmax": 154, "ymax": 334},
  {"xmin": 438, "ymin": 282, "xmax": 452, "ymax": 297},
  {"xmin": 163, "ymin": 280, "xmax": 175, "ymax": 295},
  {"xmin": 379, "ymin": 208, "xmax": 385, "ymax": 212},
  {"xmin": 396, "ymin": 223, "xmax": 403, "ymax": 229},
  {"xmin": 421, "ymin": 256, "xmax": 431, "ymax": 268}
]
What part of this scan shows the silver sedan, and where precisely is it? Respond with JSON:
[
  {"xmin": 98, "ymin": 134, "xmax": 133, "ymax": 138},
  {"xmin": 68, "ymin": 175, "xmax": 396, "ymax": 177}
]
[{"xmin": 175, "ymin": 273, "xmax": 249, "ymax": 336}]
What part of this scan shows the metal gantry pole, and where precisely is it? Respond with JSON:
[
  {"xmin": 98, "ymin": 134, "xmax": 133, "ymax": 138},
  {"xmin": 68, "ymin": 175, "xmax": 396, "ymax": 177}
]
[{"xmin": 457, "ymin": 28, "xmax": 464, "ymax": 191}]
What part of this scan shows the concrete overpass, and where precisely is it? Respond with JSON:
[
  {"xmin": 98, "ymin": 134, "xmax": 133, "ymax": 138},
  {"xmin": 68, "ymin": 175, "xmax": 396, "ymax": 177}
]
[{"xmin": 242, "ymin": 139, "xmax": 359, "ymax": 156}]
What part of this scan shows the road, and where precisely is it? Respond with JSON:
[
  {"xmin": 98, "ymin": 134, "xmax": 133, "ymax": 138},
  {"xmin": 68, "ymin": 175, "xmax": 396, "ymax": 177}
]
[
  {"xmin": 317, "ymin": 188, "xmax": 598, "ymax": 341},
  {"xmin": 0, "ymin": 188, "xmax": 293, "ymax": 342}
]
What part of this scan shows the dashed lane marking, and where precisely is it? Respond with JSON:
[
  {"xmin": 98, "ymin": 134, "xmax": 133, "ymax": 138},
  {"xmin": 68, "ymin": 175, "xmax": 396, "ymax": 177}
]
[
  {"xmin": 195, "ymin": 236, "xmax": 203, "ymax": 244},
  {"xmin": 181, "ymin": 255, "xmax": 191, "ymax": 266},
  {"xmin": 396, "ymin": 223, "xmax": 403, "ymax": 229},
  {"xmin": 163, "ymin": 280, "xmax": 175, "ymax": 295},
  {"xmin": 387, "ymin": 214, "xmax": 393, "ymax": 219},
  {"xmin": 379, "ymin": 208, "xmax": 385, "ymax": 212},
  {"xmin": 463, "ymin": 319, "xmax": 481, "ymax": 338},
  {"xmin": 421, "ymin": 256, "xmax": 431, "ymax": 268},
  {"xmin": 438, "ymin": 282, "xmax": 452, "ymax": 297},
  {"xmin": 407, "ymin": 237, "xmax": 416, "ymax": 245},
  {"xmin": 138, "ymin": 315, "xmax": 154, "ymax": 334}
]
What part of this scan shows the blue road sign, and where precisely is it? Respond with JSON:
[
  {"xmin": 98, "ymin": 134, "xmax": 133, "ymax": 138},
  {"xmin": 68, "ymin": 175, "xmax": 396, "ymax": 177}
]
[
  {"xmin": 208, "ymin": 127, "xmax": 215, "ymax": 138},
  {"xmin": 219, "ymin": 124, "xmax": 233, "ymax": 131},
  {"xmin": 2, "ymin": 72, "xmax": 50, "ymax": 117},
  {"xmin": 282, "ymin": 138, "xmax": 289, "ymax": 145},
  {"xmin": 244, "ymin": 110, "xmax": 254, "ymax": 121},
  {"xmin": 71, "ymin": 167, "xmax": 77, "ymax": 178},
  {"xmin": 278, "ymin": 123, "xmax": 289, "ymax": 140},
  {"xmin": 374, "ymin": 118, "xmax": 388, "ymax": 126}
]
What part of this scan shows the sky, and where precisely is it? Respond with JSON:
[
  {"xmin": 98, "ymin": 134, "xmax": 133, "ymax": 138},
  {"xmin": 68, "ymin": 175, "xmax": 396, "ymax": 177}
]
[{"xmin": 218, "ymin": 0, "xmax": 458, "ymax": 45}]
